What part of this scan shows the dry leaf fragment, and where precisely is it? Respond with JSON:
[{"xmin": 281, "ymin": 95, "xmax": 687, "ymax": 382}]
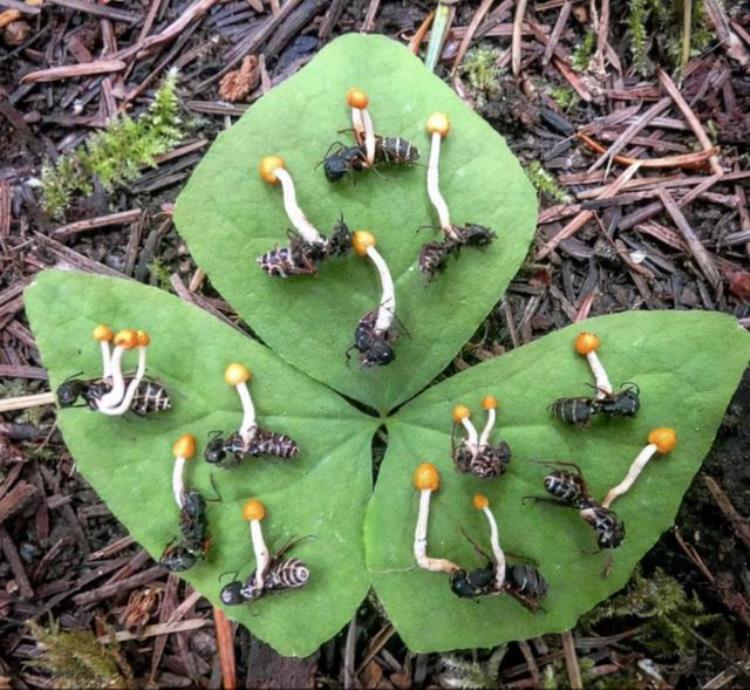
[{"xmin": 219, "ymin": 55, "xmax": 260, "ymax": 102}]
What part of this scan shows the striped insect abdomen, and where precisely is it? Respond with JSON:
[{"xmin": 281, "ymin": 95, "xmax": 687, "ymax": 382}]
[
  {"xmin": 131, "ymin": 379, "xmax": 171, "ymax": 414},
  {"xmin": 375, "ymin": 137, "xmax": 419, "ymax": 165},
  {"xmin": 543, "ymin": 470, "xmax": 585, "ymax": 505},
  {"xmin": 264, "ymin": 557, "xmax": 310, "ymax": 591},
  {"xmin": 248, "ymin": 428, "xmax": 300, "ymax": 459},
  {"xmin": 550, "ymin": 397, "xmax": 597, "ymax": 425}
]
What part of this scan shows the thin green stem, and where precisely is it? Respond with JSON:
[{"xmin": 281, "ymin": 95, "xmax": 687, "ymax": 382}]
[{"xmin": 424, "ymin": 1, "xmax": 454, "ymax": 72}]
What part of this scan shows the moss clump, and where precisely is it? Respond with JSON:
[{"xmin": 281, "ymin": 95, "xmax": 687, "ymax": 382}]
[
  {"xmin": 571, "ymin": 31, "xmax": 596, "ymax": 72},
  {"xmin": 626, "ymin": 0, "xmax": 713, "ymax": 76},
  {"xmin": 526, "ymin": 161, "xmax": 571, "ymax": 203},
  {"xmin": 27, "ymin": 621, "xmax": 133, "ymax": 689},
  {"xmin": 460, "ymin": 45, "xmax": 503, "ymax": 108},
  {"xmin": 584, "ymin": 567, "xmax": 720, "ymax": 656},
  {"xmin": 550, "ymin": 85, "xmax": 579, "ymax": 111},
  {"xmin": 41, "ymin": 69, "xmax": 184, "ymax": 218}
]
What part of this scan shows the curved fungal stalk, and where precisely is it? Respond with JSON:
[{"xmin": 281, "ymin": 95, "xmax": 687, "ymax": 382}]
[
  {"xmin": 171, "ymin": 434, "xmax": 196, "ymax": 509},
  {"xmin": 352, "ymin": 231, "xmax": 395, "ymax": 334},
  {"xmin": 453, "ymin": 404, "xmax": 478, "ymax": 450},
  {"xmin": 259, "ymin": 156, "xmax": 324, "ymax": 246},
  {"xmin": 225, "ymin": 363, "xmax": 256, "ymax": 444},
  {"xmin": 93, "ymin": 324, "xmax": 114, "ymax": 379},
  {"xmin": 243, "ymin": 499, "xmax": 270, "ymax": 590},
  {"xmin": 473, "ymin": 494, "xmax": 506, "ymax": 590},
  {"xmin": 413, "ymin": 463, "xmax": 460, "ymax": 573},
  {"xmin": 98, "ymin": 330, "xmax": 150, "ymax": 416},
  {"xmin": 575, "ymin": 332, "xmax": 612, "ymax": 399},
  {"xmin": 347, "ymin": 88, "xmax": 375, "ymax": 166},
  {"xmin": 601, "ymin": 428, "xmax": 676, "ymax": 508},
  {"xmin": 98, "ymin": 328, "xmax": 138, "ymax": 408},
  {"xmin": 478, "ymin": 396, "xmax": 498, "ymax": 447},
  {"xmin": 425, "ymin": 112, "xmax": 458, "ymax": 240}
]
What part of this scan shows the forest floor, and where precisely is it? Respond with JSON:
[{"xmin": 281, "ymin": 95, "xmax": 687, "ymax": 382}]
[{"xmin": 0, "ymin": 0, "xmax": 749, "ymax": 687}]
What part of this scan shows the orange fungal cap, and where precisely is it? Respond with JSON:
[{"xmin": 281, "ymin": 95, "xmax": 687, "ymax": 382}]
[
  {"xmin": 92, "ymin": 324, "xmax": 114, "ymax": 342},
  {"xmin": 426, "ymin": 112, "xmax": 450, "ymax": 137},
  {"xmin": 482, "ymin": 395, "xmax": 498, "ymax": 411},
  {"xmin": 648, "ymin": 427, "xmax": 677, "ymax": 454},
  {"xmin": 414, "ymin": 463, "xmax": 440, "ymax": 491},
  {"xmin": 259, "ymin": 155, "xmax": 285, "ymax": 184},
  {"xmin": 136, "ymin": 330, "xmax": 150, "ymax": 347},
  {"xmin": 173, "ymin": 434, "xmax": 196, "ymax": 460},
  {"xmin": 452, "ymin": 404, "xmax": 471, "ymax": 423},
  {"xmin": 114, "ymin": 328, "xmax": 138, "ymax": 349},
  {"xmin": 473, "ymin": 493, "xmax": 489, "ymax": 510},
  {"xmin": 225, "ymin": 363, "xmax": 251, "ymax": 386},
  {"xmin": 575, "ymin": 332, "xmax": 601, "ymax": 355},
  {"xmin": 243, "ymin": 498, "xmax": 266, "ymax": 521},
  {"xmin": 346, "ymin": 87, "xmax": 369, "ymax": 109},
  {"xmin": 352, "ymin": 230, "xmax": 376, "ymax": 257}
]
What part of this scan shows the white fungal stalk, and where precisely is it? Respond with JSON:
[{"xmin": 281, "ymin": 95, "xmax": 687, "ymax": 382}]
[
  {"xmin": 98, "ymin": 329, "xmax": 137, "ymax": 408},
  {"xmin": 474, "ymin": 495, "xmax": 506, "ymax": 590},
  {"xmin": 93, "ymin": 325, "xmax": 114, "ymax": 379},
  {"xmin": 425, "ymin": 112, "xmax": 458, "ymax": 240},
  {"xmin": 413, "ymin": 463, "xmax": 460, "ymax": 573},
  {"xmin": 347, "ymin": 88, "xmax": 376, "ymax": 167},
  {"xmin": 601, "ymin": 428, "xmax": 676, "ymax": 508},
  {"xmin": 259, "ymin": 156, "xmax": 324, "ymax": 245},
  {"xmin": 353, "ymin": 232, "xmax": 395, "ymax": 334},
  {"xmin": 453, "ymin": 405, "xmax": 479, "ymax": 451},
  {"xmin": 478, "ymin": 396, "xmax": 498, "ymax": 447},
  {"xmin": 171, "ymin": 435, "xmax": 196, "ymax": 509},
  {"xmin": 224, "ymin": 363, "xmax": 256, "ymax": 445},
  {"xmin": 574, "ymin": 333, "xmax": 612, "ymax": 399},
  {"xmin": 243, "ymin": 500, "xmax": 270, "ymax": 590},
  {"xmin": 98, "ymin": 331, "xmax": 150, "ymax": 416}
]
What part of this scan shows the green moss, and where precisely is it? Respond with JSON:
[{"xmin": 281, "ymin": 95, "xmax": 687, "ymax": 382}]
[
  {"xmin": 583, "ymin": 567, "xmax": 720, "ymax": 656},
  {"xmin": 27, "ymin": 621, "xmax": 133, "ymax": 689},
  {"xmin": 526, "ymin": 161, "xmax": 571, "ymax": 203},
  {"xmin": 460, "ymin": 45, "xmax": 503, "ymax": 108},
  {"xmin": 42, "ymin": 69, "xmax": 184, "ymax": 219},
  {"xmin": 628, "ymin": 0, "xmax": 650, "ymax": 76},
  {"xmin": 436, "ymin": 647, "xmax": 506, "ymax": 689},
  {"xmin": 550, "ymin": 86, "xmax": 578, "ymax": 111},
  {"xmin": 571, "ymin": 31, "xmax": 596, "ymax": 72}
]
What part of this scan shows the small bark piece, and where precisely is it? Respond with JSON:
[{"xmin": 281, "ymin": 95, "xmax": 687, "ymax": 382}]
[{"xmin": 219, "ymin": 55, "xmax": 260, "ymax": 102}]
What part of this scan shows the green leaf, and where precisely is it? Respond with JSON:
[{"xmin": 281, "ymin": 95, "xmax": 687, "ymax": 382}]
[
  {"xmin": 25, "ymin": 270, "xmax": 376, "ymax": 657},
  {"xmin": 173, "ymin": 34, "xmax": 537, "ymax": 413},
  {"xmin": 366, "ymin": 311, "xmax": 750, "ymax": 652}
]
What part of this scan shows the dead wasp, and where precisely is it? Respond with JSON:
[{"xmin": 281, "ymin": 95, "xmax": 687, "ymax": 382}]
[
  {"xmin": 160, "ymin": 490, "xmax": 212, "ymax": 572},
  {"xmin": 549, "ymin": 396, "xmax": 599, "ymax": 427},
  {"xmin": 257, "ymin": 219, "xmax": 352, "ymax": 278},
  {"xmin": 322, "ymin": 136, "xmax": 419, "ymax": 183},
  {"xmin": 451, "ymin": 400, "xmax": 511, "ymax": 480},
  {"xmin": 205, "ymin": 428, "xmax": 300, "ymax": 469},
  {"xmin": 57, "ymin": 375, "xmax": 170, "ymax": 415},
  {"xmin": 525, "ymin": 462, "xmax": 625, "ymax": 574},
  {"xmin": 449, "ymin": 530, "xmax": 548, "ymax": 612},
  {"xmin": 418, "ymin": 225, "xmax": 496, "ymax": 282},
  {"xmin": 220, "ymin": 536, "xmax": 311, "ymax": 606},
  {"xmin": 595, "ymin": 382, "xmax": 641, "ymax": 418},
  {"xmin": 347, "ymin": 308, "xmax": 397, "ymax": 367}
]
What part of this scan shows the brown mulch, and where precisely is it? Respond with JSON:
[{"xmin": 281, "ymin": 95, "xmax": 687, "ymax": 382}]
[{"xmin": 1, "ymin": 0, "xmax": 749, "ymax": 688}]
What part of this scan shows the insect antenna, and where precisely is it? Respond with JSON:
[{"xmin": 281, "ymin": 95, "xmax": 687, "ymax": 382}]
[
  {"xmin": 458, "ymin": 527, "xmax": 492, "ymax": 563},
  {"xmin": 204, "ymin": 474, "xmax": 222, "ymax": 503},
  {"xmin": 274, "ymin": 534, "xmax": 316, "ymax": 559}
]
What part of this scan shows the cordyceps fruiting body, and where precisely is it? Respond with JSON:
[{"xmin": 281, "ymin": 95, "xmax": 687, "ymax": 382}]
[
  {"xmin": 205, "ymin": 364, "xmax": 301, "ymax": 468},
  {"xmin": 257, "ymin": 156, "xmax": 352, "ymax": 277},
  {"xmin": 451, "ymin": 398, "xmax": 511, "ymax": 480},
  {"xmin": 57, "ymin": 326, "xmax": 170, "ymax": 417}
]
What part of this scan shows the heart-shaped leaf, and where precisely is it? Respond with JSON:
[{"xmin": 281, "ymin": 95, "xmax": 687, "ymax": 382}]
[
  {"xmin": 366, "ymin": 311, "xmax": 750, "ymax": 652},
  {"xmin": 173, "ymin": 34, "xmax": 537, "ymax": 413},
  {"xmin": 25, "ymin": 270, "xmax": 377, "ymax": 657}
]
